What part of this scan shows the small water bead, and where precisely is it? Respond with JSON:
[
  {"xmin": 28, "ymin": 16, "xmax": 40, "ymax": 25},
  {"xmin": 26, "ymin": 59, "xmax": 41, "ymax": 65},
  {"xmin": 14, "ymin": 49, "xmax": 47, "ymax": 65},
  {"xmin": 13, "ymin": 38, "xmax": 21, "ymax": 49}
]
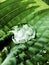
[{"xmin": 10, "ymin": 24, "xmax": 35, "ymax": 44}]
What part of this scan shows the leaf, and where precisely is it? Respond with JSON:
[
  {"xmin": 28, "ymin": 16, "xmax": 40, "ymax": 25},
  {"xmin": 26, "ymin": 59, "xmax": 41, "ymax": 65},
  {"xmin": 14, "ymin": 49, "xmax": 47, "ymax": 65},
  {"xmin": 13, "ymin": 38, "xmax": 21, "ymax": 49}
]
[
  {"xmin": 0, "ymin": 0, "xmax": 6, "ymax": 3},
  {"xmin": 42, "ymin": 0, "xmax": 49, "ymax": 5},
  {"xmin": 0, "ymin": 0, "xmax": 49, "ymax": 65}
]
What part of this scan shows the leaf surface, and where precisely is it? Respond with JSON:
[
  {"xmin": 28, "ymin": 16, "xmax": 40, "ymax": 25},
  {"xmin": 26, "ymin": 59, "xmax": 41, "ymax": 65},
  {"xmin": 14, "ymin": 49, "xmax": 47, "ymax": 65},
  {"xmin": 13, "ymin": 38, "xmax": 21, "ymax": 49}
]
[{"xmin": 0, "ymin": 0, "xmax": 49, "ymax": 65}]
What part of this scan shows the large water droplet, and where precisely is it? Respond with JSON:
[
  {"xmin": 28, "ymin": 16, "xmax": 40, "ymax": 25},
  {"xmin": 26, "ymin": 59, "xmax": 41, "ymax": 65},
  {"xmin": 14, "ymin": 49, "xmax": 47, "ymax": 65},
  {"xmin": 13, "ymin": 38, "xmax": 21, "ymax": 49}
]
[{"xmin": 10, "ymin": 24, "xmax": 35, "ymax": 44}]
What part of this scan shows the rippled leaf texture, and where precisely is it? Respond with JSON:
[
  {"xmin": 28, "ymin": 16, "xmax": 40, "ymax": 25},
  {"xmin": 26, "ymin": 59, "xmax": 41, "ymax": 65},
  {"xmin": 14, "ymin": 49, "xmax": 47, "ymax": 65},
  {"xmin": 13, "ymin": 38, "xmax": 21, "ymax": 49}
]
[{"xmin": 0, "ymin": 0, "xmax": 49, "ymax": 65}]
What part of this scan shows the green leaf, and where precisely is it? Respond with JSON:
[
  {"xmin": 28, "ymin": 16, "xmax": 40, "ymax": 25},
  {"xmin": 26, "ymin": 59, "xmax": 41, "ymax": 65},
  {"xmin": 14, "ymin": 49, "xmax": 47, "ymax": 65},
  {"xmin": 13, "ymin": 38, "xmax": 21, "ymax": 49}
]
[
  {"xmin": 0, "ymin": 0, "xmax": 6, "ymax": 3},
  {"xmin": 42, "ymin": 0, "xmax": 49, "ymax": 5},
  {"xmin": 0, "ymin": 0, "xmax": 49, "ymax": 65}
]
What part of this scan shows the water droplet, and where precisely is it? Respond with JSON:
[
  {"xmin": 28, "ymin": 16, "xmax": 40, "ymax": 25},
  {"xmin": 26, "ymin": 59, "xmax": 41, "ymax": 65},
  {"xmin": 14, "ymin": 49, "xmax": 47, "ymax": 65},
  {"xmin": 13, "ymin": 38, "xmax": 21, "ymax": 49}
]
[{"xmin": 10, "ymin": 24, "xmax": 35, "ymax": 44}]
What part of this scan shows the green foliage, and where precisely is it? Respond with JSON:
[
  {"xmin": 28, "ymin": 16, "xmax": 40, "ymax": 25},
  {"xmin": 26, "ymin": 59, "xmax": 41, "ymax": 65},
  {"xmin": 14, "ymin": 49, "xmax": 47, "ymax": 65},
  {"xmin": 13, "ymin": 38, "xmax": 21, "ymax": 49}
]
[
  {"xmin": 0, "ymin": 0, "xmax": 49, "ymax": 65},
  {"xmin": 42, "ymin": 0, "xmax": 49, "ymax": 5}
]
